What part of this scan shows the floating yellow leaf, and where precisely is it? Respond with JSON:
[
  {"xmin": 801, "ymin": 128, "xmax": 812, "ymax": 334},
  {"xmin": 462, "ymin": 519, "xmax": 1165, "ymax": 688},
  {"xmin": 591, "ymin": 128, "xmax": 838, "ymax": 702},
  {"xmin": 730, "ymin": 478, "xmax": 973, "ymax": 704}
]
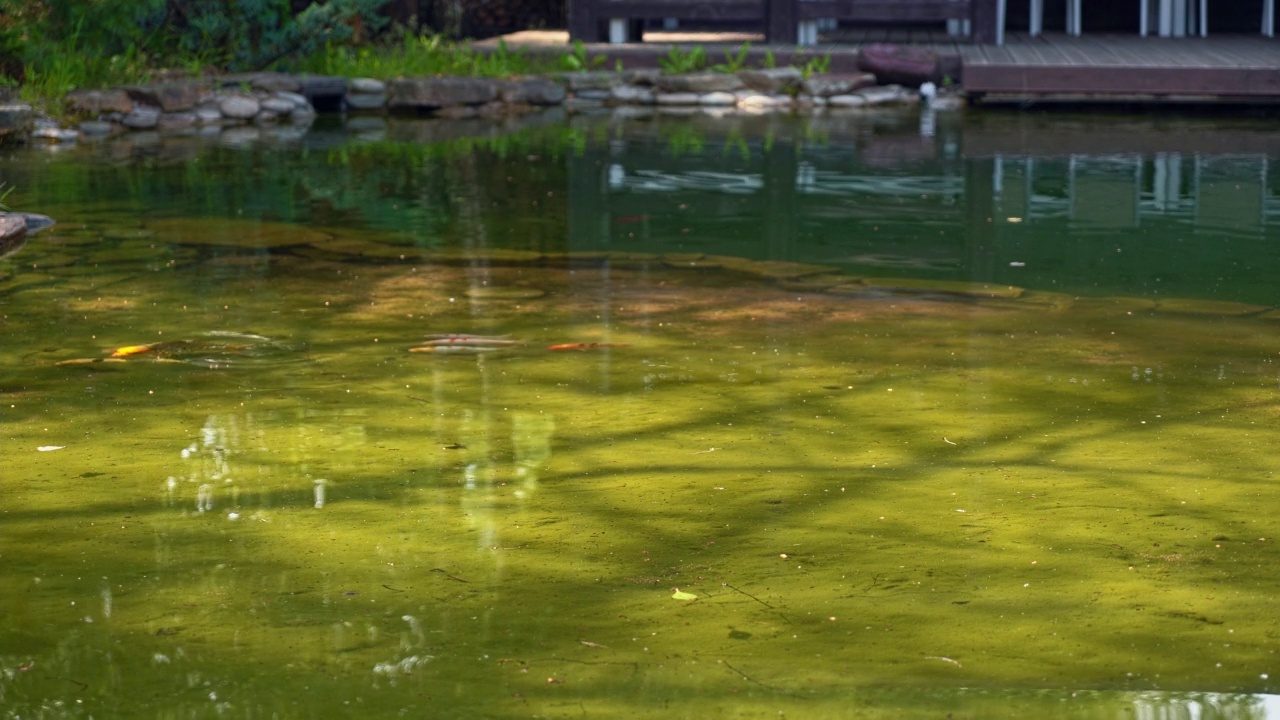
[{"xmin": 671, "ymin": 589, "xmax": 697, "ymax": 601}]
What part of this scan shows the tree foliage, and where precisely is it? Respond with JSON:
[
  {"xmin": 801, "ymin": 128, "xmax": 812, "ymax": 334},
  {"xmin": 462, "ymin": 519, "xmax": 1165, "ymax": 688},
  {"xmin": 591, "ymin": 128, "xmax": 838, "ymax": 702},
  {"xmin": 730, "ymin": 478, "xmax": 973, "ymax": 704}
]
[{"xmin": 0, "ymin": 0, "xmax": 389, "ymax": 84}]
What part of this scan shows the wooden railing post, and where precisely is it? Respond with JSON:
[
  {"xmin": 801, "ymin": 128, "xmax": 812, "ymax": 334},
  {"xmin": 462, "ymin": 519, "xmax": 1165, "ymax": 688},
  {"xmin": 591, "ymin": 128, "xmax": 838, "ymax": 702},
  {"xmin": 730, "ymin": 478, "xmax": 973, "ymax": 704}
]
[
  {"xmin": 971, "ymin": 0, "xmax": 999, "ymax": 43},
  {"xmin": 568, "ymin": 0, "xmax": 602, "ymax": 42},
  {"xmin": 766, "ymin": 0, "xmax": 799, "ymax": 44}
]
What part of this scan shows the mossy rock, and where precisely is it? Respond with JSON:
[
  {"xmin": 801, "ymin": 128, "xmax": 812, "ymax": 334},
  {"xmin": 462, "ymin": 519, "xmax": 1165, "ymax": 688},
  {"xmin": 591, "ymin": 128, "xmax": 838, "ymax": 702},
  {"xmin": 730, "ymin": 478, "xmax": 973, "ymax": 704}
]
[
  {"xmin": 779, "ymin": 274, "xmax": 856, "ymax": 292},
  {"xmin": 463, "ymin": 286, "xmax": 546, "ymax": 301},
  {"xmin": 1070, "ymin": 296, "xmax": 1157, "ymax": 314},
  {"xmin": 710, "ymin": 255, "xmax": 839, "ymax": 280},
  {"xmin": 427, "ymin": 248, "xmax": 546, "ymax": 266},
  {"xmin": 1013, "ymin": 291, "xmax": 1076, "ymax": 311},
  {"xmin": 146, "ymin": 218, "xmax": 333, "ymax": 248},
  {"xmin": 862, "ymin": 277, "xmax": 1025, "ymax": 299},
  {"xmin": 543, "ymin": 251, "xmax": 658, "ymax": 269},
  {"xmin": 1155, "ymin": 298, "xmax": 1268, "ymax": 316},
  {"xmin": 307, "ymin": 236, "xmax": 423, "ymax": 260}
]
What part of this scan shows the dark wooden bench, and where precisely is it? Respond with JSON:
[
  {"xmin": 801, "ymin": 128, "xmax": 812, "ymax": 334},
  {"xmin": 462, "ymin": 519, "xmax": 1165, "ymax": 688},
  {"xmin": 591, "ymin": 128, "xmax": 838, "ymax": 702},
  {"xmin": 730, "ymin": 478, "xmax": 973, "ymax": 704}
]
[{"xmin": 568, "ymin": 0, "xmax": 975, "ymax": 44}]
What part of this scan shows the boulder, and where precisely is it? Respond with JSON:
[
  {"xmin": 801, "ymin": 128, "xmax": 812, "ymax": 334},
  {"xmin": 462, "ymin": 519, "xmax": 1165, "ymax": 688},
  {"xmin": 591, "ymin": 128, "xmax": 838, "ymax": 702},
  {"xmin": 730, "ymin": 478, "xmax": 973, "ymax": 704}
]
[
  {"xmin": 122, "ymin": 106, "xmax": 161, "ymax": 129},
  {"xmin": 856, "ymin": 43, "xmax": 940, "ymax": 86},
  {"xmin": 654, "ymin": 92, "xmax": 701, "ymax": 105},
  {"xmin": 219, "ymin": 94, "xmax": 260, "ymax": 120},
  {"xmin": 738, "ymin": 67, "xmax": 803, "ymax": 93},
  {"xmin": 65, "ymin": 89, "xmax": 134, "ymax": 115},
  {"xmin": 563, "ymin": 72, "xmax": 621, "ymax": 91},
  {"xmin": 0, "ymin": 103, "xmax": 33, "ymax": 143},
  {"xmin": 124, "ymin": 82, "xmax": 204, "ymax": 112},
  {"xmin": 350, "ymin": 77, "xmax": 387, "ymax": 94},
  {"xmin": 388, "ymin": 77, "xmax": 498, "ymax": 109},
  {"xmin": 609, "ymin": 85, "xmax": 654, "ymax": 104},
  {"xmin": 0, "ymin": 214, "xmax": 25, "ymax": 259},
  {"xmin": 655, "ymin": 72, "xmax": 744, "ymax": 94},
  {"xmin": 345, "ymin": 93, "xmax": 387, "ymax": 110},
  {"xmin": 802, "ymin": 72, "xmax": 877, "ymax": 97},
  {"xmin": 500, "ymin": 78, "xmax": 566, "ymax": 106},
  {"xmin": 857, "ymin": 85, "xmax": 917, "ymax": 105},
  {"xmin": 223, "ymin": 72, "xmax": 303, "ymax": 93}
]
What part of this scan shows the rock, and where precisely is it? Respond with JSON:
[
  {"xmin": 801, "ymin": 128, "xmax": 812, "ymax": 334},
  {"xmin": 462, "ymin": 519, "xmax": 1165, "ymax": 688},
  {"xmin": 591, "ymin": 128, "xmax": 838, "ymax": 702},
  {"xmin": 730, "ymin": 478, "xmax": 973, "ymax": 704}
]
[
  {"xmin": 273, "ymin": 91, "xmax": 310, "ymax": 110},
  {"xmin": 858, "ymin": 85, "xmax": 916, "ymax": 105},
  {"xmin": 625, "ymin": 68, "xmax": 662, "ymax": 86},
  {"xmin": 78, "ymin": 120, "xmax": 118, "ymax": 136},
  {"xmin": 735, "ymin": 92, "xmax": 791, "ymax": 109},
  {"xmin": 260, "ymin": 97, "xmax": 296, "ymax": 115},
  {"xmin": 225, "ymin": 72, "xmax": 302, "ymax": 93},
  {"xmin": 388, "ymin": 77, "xmax": 498, "ymax": 109},
  {"xmin": 655, "ymin": 92, "xmax": 701, "ymax": 105},
  {"xmin": 30, "ymin": 126, "xmax": 78, "ymax": 142},
  {"xmin": 563, "ymin": 71, "xmax": 621, "ymax": 91},
  {"xmin": 65, "ymin": 88, "xmax": 134, "ymax": 115},
  {"xmin": 0, "ymin": 104, "xmax": 34, "ymax": 143},
  {"xmin": 349, "ymin": 77, "xmax": 386, "ymax": 94},
  {"xmin": 738, "ymin": 67, "xmax": 803, "ymax": 93},
  {"xmin": 122, "ymin": 106, "xmax": 161, "ymax": 129},
  {"xmin": 157, "ymin": 112, "xmax": 198, "ymax": 129},
  {"xmin": 575, "ymin": 89, "xmax": 612, "ymax": 101},
  {"xmin": 254, "ymin": 110, "xmax": 280, "ymax": 124},
  {"xmin": 219, "ymin": 94, "xmax": 261, "ymax": 120},
  {"xmin": 699, "ymin": 91, "xmax": 737, "ymax": 106},
  {"xmin": 0, "ymin": 214, "xmax": 26, "ymax": 258},
  {"xmin": 609, "ymin": 85, "xmax": 654, "ymax": 104},
  {"xmin": 857, "ymin": 43, "xmax": 940, "ymax": 86},
  {"xmin": 802, "ymin": 72, "xmax": 878, "ymax": 97},
  {"xmin": 194, "ymin": 106, "xmax": 224, "ymax": 124},
  {"xmin": 500, "ymin": 77, "xmax": 566, "ymax": 105},
  {"xmin": 345, "ymin": 92, "xmax": 387, "ymax": 110},
  {"xmin": 827, "ymin": 94, "xmax": 867, "ymax": 108},
  {"xmin": 656, "ymin": 72, "xmax": 744, "ymax": 93},
  {"xmin": 124, "ymin": 82, "xmax": 204, "ymax": 112}
]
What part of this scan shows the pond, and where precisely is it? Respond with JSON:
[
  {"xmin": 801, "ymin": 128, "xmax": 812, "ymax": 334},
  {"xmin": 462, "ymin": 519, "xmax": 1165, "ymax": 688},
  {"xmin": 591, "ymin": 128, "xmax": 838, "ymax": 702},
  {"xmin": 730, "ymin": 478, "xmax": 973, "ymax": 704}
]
[{"xmin": 4, "ymin": 107, "xmax": 1280, "ymax": 718}]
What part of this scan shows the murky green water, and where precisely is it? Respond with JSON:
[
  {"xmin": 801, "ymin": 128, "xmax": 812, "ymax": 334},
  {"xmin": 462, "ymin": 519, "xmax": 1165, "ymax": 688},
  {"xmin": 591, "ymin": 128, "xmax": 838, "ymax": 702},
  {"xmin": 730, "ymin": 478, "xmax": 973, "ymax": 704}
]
[{"xmin": 4, "ymin": 109, "xmax": 1280, "ymax": 718}]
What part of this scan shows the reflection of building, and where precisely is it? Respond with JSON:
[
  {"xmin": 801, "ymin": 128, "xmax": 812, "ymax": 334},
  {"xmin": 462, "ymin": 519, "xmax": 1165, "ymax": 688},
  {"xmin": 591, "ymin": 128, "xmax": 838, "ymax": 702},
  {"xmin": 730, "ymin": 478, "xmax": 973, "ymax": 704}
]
[
  {"xmin": 566, "ymin": 116, "xmax": 1280, "ymax": 301},
  {"xmin": 991, "ymin": 152, "xmax": 1279, "ymax": 235}
]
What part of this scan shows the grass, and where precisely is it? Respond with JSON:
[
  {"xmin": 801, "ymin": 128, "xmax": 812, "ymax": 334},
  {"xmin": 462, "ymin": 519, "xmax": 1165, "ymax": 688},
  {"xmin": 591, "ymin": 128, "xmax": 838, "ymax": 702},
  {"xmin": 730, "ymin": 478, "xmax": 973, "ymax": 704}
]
[{"xmin": 288, "ymin": 34, "xmax": 560, "ymax": 79}]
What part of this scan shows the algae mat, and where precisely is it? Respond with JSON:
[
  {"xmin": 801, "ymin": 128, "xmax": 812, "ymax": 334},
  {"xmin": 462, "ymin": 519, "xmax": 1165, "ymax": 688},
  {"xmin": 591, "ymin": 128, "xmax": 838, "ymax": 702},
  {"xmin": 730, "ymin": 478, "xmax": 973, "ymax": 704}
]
[{"xmin": 3, "ymin": 250, "xmax": 1280, "ymax": 718}]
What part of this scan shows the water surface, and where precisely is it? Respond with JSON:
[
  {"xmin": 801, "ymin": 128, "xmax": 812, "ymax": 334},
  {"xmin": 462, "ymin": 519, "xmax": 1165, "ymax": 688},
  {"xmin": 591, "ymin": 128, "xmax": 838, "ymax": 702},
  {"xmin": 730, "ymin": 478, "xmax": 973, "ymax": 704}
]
[{"xmin": 3, "ymin": 109, "xmax": 1280, "ymax": 718}]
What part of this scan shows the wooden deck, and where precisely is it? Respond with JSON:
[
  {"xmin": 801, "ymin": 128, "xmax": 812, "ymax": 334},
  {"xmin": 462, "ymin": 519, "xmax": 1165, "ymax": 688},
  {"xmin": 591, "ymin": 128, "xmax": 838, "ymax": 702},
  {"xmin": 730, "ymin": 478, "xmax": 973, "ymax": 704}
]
[
  {"xmin": 963, "ymin": 33, "xmax": 1280, "ymax": 102},
  {"xmin": 488, "ymin": 29, "xmax": 1280, "ymax": 103}
]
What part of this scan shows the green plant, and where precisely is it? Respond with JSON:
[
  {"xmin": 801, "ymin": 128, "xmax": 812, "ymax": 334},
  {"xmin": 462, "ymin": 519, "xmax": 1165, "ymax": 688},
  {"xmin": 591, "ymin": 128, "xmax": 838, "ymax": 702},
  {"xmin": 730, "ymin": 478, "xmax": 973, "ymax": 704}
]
[
  {"xmin": 800, "ymin": 53, "xmax": 831, "ymax": 79},
  {"xmin": 711, "ymin": 42, "xmax": 750, "ymax": 73},
  {"xmin": 560, "ymin": 39, "xmax": 605, "ymax": 72},
  {"xmin": 0, "ymin": 182, "xmax": 13, "ymax": 212},
  {"xmin": 762, "ymin": 50, "xmax": 777, "ymax": 69},
  {"xmin": 658, "ymin": 45, "xmax": 707, "ymax": 75}
]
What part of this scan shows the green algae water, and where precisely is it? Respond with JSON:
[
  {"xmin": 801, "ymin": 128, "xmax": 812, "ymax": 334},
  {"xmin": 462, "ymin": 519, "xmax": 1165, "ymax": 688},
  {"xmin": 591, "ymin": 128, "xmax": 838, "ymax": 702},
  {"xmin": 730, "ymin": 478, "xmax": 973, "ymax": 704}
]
[{"xmin": 5, "ymin": 110, "xmax": 1280, "ymax": 718}]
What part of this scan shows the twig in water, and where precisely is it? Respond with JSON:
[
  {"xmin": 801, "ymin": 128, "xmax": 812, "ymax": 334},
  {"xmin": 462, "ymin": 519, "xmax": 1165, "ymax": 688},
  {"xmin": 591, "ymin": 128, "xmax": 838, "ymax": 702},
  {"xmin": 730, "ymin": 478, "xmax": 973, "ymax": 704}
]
[{"xmin": 723, "ymin": 582, "xmax": 774, "ymax": 609}]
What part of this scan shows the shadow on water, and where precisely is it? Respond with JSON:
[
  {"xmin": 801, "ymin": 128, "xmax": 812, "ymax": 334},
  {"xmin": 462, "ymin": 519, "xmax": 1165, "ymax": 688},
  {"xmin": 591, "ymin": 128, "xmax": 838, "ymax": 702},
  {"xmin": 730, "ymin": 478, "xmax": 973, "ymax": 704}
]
[{"xmin": 4, "ymin": 109, "xmax": 1280, "ymax": 717}]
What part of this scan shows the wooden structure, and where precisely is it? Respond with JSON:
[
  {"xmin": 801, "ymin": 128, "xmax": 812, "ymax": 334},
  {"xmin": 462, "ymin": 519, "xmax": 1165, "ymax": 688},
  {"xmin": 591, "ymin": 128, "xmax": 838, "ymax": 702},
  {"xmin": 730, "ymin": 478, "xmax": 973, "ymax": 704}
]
[
  {"xmin": 568, "ymin": 0, "xmax": 978, "ymax": 44},
  {"xmin": 962, "ymin": 32, "xmax": 1280, "ymax": 101}
]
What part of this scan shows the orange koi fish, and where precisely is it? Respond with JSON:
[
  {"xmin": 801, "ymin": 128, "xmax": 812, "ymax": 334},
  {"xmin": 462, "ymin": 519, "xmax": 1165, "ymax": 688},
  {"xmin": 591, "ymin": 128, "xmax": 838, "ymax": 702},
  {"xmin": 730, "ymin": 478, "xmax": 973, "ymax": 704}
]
[
  {"xmin": 547, "ymin": 343, "xmax": 632, "ymax": 351},
  {"xmin": 112, "ymin": 341, "xmax": 192, "ymax": 358}
]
